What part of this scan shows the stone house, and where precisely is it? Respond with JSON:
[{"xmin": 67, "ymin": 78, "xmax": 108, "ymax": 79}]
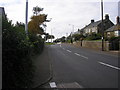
[
  {"xmin": 82, "ymin": 14, "xmax": 114, "ymax": 35},
  {"xmin": 105, "ymin": 16, "xmax": 120, "ymax": 38}
]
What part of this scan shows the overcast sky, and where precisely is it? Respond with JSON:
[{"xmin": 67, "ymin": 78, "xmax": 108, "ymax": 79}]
[{"xmin": 0, "ymin": 0, "xmax": 119, "ymax": 39}]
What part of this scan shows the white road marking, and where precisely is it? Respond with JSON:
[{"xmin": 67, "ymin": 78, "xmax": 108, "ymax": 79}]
[
  {"xmin": 63, "ymin": 48, "xmax": 65, "ymax": 50},
  {"xmin": 49, "ymin": 82, "xmax": 57, "ymax": 88},
  {"xmin": 74, "ymin": 53, "xmax": 88, "ymax": 59},
  {"xmin": 60, "ymin": 44, "xmax": 62, "ymax": 47},
  {"xmin": 99, "ymin": 62, "xmax": 120, "ymax": 70},
  {"xmin": 67, "ymin": 50, "xmax": 72, "ymax": 53},
  {"xmin": 74, "ymin": 53, "xmax": 80, "ymax": 56}
]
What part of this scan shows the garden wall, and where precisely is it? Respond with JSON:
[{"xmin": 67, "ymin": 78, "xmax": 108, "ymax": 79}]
[{"xmin": 73, "ymin": 41, "xmax": 110, "ymax": 51}]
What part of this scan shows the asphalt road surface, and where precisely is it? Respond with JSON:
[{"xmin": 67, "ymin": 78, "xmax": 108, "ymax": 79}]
[{"xmin": 46, "ymin": 43, "xmax": 119, "ymax": 88}]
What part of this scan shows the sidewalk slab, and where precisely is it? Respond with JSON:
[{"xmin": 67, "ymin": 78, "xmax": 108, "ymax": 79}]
[{"xmin": 32, "ymin": 46, "xmax": 51, "ymax": 88}]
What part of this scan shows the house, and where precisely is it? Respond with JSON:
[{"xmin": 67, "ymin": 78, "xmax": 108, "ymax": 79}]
[
  {"xmin": 73, "ymin": 26, "xmax": 87, "ymax": 35},
  {"xmin": 105, "ymin": 16, "xmax": 120, "ymax": 38},
  {"xmin": 82, "ymin": 14, "xmax": 114, "ymax": 35}
]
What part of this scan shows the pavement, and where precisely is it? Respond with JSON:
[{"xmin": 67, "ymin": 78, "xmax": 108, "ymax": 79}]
[{"xmin": 32, "ymin": 46, "xmax": 52, "ymax": 88}]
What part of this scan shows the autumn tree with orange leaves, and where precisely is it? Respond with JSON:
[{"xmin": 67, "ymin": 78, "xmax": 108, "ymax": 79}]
[{"xmin": 28, "ymin": 6, "xmax": 49, "ymax": 34}]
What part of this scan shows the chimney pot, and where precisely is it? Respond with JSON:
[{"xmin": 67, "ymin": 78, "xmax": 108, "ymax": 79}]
[
  {"xmin": 105, "ymin": 14, "xmax": 109, "ymax": 20},
  {"xmin": 91, "ymin": 19, "xmax": 94, "ymax": 23},
  {"xmin": 117, "ymin": 16, "xmax": 120, "ymax": 24}
]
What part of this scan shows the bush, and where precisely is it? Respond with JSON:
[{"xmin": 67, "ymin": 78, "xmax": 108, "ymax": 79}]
[
  {"xmin": 2, "ymin": 18, "xmax": 44, "ymax": 88},
  {"xmin": 85, "ymin": 33, "xmax": 102, "ymax": 40},
  {"xmin": 3, "ymin": 28, "xmax": 34, "ymax": 88},
  {"xmin": 108, "ymin": 36, "xmax": 120, "ymax": 50},
  {"xmin": 72, "ymin": 34, "xmax": 85, "ymax": 41},
  {"xmin": 29, "ymin": 33, "xmax": 44, "ymax": 54},
  {"xmin": 108, "ymin": 36, "xmax": 120, "ymax": 42}
]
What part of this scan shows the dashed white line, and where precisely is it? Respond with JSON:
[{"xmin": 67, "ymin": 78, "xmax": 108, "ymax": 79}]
[
  {"xmin": 99, "ymin": 62, "xmax": 120, "ymax": 70},
  {"xmin": 63, "ymin": 48, "xmax": 65, "ymax": 50},
  {"xmin": 74, "ymin": 53, "xmax": 80, "ymax": 56},
  {"xmin": 49, "ymin": 82, "xmax": 57, "ymax": 88},
  {"xmin": 67, "ymin": 50, "xmax": 72, "ymax": 53},
  {"xmin": 74, "ymin": 53, "xmax": 88, "ymax": 59},
  {"xmin": 60, "ymin": 44, "xmax": 62, "ymax": 47}
]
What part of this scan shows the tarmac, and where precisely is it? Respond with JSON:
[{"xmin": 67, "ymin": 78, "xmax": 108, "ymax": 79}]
[{"xmin": 31, "ymin": 44, "xmax": 119, "ymax": 88}]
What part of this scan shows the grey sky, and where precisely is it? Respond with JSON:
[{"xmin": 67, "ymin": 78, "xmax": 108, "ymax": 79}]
[{"xmin": 0, "ymin": 0, "xmax": 119, "ymax": 38}]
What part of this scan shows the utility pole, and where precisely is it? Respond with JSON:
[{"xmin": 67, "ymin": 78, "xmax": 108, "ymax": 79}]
[
  {"xmin": 25, "ymin": 0, "xmax": 28, "ymax": 35},
  {"xmin": 51, "ymin": 29, "xmax": 52, "ymax": 43},
  {"xmin": 101, "ymin": 0, "xmax": 104, "ymax": 51}
]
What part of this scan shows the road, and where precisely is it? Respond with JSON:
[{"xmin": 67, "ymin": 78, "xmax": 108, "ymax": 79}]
[{"xmin": 46, "ymin": 43, "xmax": 119, "ymax": 88}]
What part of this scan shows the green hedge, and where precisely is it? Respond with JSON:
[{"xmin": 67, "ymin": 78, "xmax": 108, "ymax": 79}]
[
  {"xmin": 2, "ymin": 19, "xmax": 44, "ymax": 88},
  {"xmin": 85, "ymin": 33, "xmax": 102, "ymax": 40}
]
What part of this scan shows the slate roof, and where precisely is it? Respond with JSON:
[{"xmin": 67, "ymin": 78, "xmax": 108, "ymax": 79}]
[
  {"xmin": 105, "ymin": 24, "xmax": 120, "ymax": 32},
  {"xmin": 85, "ymin": 20, "xmax": 101, "ymax": 29}
]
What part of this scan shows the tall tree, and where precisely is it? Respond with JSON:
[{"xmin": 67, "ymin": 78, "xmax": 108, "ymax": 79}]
[
  {"xmin": 28, "ymin": 6, "xmax": 49, "ymax": 35},
  {"xmin": 33, "ymin": 6, "xmax": 43, "ymax": 16}
]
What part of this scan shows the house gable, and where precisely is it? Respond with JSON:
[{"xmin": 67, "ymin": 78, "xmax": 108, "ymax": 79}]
[{"xmin": 83, "ymin": 14, "xmax": 114, "ymax": 35}]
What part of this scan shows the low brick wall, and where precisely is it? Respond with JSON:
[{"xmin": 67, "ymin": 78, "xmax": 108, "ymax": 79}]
[{"xmin": 73, "ymin": 41, "xmax": 109, "ymax": 51}]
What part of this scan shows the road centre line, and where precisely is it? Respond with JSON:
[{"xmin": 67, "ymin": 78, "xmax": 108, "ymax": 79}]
[
  {"xmin": 98, "ymin": 61, "xmax": 120, "ymax": 70},
  {"xmin": 67, "ymin": 50, "xmax": 71, "ymax": 52},
  {"xmin": 62, "ymin": 48, "xmax": 65, "ymax": 50},
  {"xmin": 74, "ymin": 53, "xmax": 80, "ymax": 56},
  {"xmin": 74, "ymin": 53, "xmax": 88, "ymax": 59},
  {"xmin": 60, "ymin": 44, "xmax": 62, "ymax": 47}
]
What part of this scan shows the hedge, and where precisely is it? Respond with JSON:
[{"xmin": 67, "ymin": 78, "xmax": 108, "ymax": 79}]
[{"xmin": 2, "ymin": 18, "xmax": 44, "ymax": 88}]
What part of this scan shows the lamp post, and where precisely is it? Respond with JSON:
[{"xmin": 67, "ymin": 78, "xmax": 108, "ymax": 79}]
[
  {"xmin": 25, "ymin": 0, "xmax": 28, "ymax": 35},
  {"xmin": 101, "ymin": 0, "xmax": 104, "ymax": 51},
  {"xmin": 69, "ymin": 24, "xmax": 74, "ymax": 35},
  {"xmin": 69, "ymin": 24, "xmax": 74, "ymax": 43},
  {"xmin": 51, "ymin": 29, "xmax": 52, "ymax": 43}
]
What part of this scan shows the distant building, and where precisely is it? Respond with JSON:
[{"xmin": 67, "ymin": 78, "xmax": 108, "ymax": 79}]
[
  {"xmin": 105, "ymin": 16, "xmax": 120, "ymax": 38},
  {"xmin": 73, "ymin": 26, "xmax": 88, "ymax": 35},
  {"xmin": 82, "ymin": 14, "xmax": 114, "ymax": 35}
]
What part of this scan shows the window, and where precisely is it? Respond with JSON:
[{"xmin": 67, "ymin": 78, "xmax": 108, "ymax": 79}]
[{"xmin": 114, "ymin": 30, "xmax": 120, "ymax": 37}]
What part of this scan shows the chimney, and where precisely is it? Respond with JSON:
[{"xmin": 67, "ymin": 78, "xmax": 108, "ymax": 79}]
[
  {"xmin": 116, "ymin": 16, "xmax": 120, "ymax": 24},
  {"xmin": 105, "ymin": 14, "xmax": 109, "ymax": 20},
  {"xmin": 91, "ymin": 19, "xmax": 94, "ymax": 23}
]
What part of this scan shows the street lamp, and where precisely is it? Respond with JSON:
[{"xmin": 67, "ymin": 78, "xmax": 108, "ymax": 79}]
[
  {"xmin": 51, "ymin": 29, "xmax": 52, "ymax": 43},
  {"xmin": 25, "ymin": 0, "xmax": 28, "ymax": 35},
  {"xmin": 69, "ymin": 24, "xmax": 74, "ymax": 43},
  {"xmin": 101, "ymin": 0, "xmax": 104, "ymax": 51},
  {"xmin": 69, "ymin": 24, "xmax": 74, "ymax": 34}
]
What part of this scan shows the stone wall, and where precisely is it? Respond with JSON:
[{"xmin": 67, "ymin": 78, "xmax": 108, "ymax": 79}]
[{"xmin": 73, "ymin": 41, "xmax": 110, "ymax": 51}]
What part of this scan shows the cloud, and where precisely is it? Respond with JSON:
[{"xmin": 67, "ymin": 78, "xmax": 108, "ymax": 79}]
[{"xmin": 0, "ymin": 0, "xmax": 119, "ymax": 39}]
